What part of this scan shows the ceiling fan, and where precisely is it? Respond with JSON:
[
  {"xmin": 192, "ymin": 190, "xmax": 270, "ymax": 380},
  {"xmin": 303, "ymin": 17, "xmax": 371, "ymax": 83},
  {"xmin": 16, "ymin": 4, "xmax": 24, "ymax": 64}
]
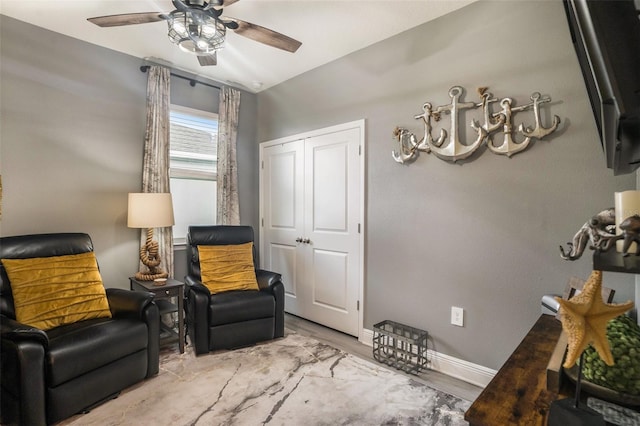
[{"xmin": 87, "ymin": 0, "xmax": 302, "ymax": 67}]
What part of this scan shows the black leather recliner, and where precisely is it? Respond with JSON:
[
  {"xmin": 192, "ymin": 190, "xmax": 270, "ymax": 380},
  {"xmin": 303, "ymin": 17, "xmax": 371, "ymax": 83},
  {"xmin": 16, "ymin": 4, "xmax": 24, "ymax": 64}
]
[
  {"xmin": 185, "ymin": 225, "xmax": 284, "ymax": 355},
  {"xmin": 0, "ymin": 233, "xmax": 160, "ymax": 426}
]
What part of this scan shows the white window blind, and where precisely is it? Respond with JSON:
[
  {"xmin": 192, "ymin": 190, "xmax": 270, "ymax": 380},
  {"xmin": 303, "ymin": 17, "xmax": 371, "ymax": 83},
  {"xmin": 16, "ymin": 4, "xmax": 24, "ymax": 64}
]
[{"xmin": 169, "ymin": 105, "xmax": 218, "ymax": 244}]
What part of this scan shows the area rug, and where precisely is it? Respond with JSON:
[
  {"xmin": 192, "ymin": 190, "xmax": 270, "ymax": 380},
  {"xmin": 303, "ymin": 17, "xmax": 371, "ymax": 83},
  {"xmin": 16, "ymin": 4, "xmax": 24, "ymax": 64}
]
[{"xmin": 59, "ymin": 332, "xmax": 470, "ymax": 425}]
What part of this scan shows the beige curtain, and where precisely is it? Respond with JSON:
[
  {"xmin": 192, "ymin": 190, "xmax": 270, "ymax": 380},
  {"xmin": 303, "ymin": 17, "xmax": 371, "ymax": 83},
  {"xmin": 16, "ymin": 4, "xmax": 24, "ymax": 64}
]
[
  {"xmin": 216, "ymin": 86, "xmax": 241, "ymax": 225},
  {"xmin": 141, "ymin": 66, "xmax": 173, "ymax": 277}
]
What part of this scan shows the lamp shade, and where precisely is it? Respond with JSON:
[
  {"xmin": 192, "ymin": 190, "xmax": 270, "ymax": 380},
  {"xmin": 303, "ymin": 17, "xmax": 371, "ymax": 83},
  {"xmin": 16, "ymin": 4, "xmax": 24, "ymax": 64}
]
[{"xmin": 127, "ymin": 193, "xmax": 175, "ymax": 229}]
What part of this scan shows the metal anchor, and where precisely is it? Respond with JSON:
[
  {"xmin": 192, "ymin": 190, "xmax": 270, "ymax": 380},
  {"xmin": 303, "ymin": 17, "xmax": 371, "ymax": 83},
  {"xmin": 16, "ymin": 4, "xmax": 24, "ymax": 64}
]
[
  {"xmin": 487, "ymin": 98, "xmax": 532, "ymax": 157},
  {"xmin": 518, "ymin": 92, "xmax": 560, "ymax": 139},
  {"xmin": 392, "ymin": 127, "xmax": 419, "ymax": 164},
  {"xmin": 428, "ymin": 86, "xmax": 486, "ymax": 162},
  {"xmin": 476, "ymin": 92, "xmax": 505, "ymax": 137},
  {"xmin": 415, "ymin": 102, "xmax": 446, "ymax": 151}
]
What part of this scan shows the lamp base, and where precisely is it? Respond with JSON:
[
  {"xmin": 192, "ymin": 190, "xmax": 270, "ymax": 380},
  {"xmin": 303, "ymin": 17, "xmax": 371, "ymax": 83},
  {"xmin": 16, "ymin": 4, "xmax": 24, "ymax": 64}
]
[
  {"xmin": 136, "ymin": 227, "xmax": 167, "ymax": 281},
  {"xmin": 135, "ymin": 270, "xmax": 168, "ymax": 282},
  {"xmin": 548, "ymin": 398, "xmax": 605, "ymax": 426}
]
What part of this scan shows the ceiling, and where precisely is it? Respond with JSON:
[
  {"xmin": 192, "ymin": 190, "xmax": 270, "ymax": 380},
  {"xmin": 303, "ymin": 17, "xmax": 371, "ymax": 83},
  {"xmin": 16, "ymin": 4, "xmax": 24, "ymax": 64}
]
[{"xmin": 0, "ymin": 0, "xmax": 477, "ymax": 93}]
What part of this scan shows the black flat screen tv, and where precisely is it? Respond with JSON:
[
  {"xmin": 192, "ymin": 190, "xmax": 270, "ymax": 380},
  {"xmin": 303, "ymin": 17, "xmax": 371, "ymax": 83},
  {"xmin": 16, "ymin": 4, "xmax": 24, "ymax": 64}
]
[{"xmin": 563, "ymin": 0, "xmax": 640, "ymax": 175}]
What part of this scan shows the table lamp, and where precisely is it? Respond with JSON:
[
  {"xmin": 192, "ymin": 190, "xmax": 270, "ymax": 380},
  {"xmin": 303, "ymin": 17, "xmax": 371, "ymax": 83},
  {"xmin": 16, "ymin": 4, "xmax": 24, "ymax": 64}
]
[{"xmin": 128, "ymin": 192, "xmax": 175, "ymax": 281}]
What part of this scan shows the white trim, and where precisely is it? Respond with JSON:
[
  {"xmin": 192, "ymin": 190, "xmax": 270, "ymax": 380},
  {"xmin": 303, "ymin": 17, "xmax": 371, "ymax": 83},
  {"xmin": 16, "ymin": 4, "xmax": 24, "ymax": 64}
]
[
  {"xmin": 260, "ymin": 120, "xmax": 366, "ymax": 148},
  {"xmin": 358, "ymin": 121, "xmax": 366, "ymax": 342},
  {"xmin": 360, "ymin": 328, "xmax": 496, "ymax": 388}
]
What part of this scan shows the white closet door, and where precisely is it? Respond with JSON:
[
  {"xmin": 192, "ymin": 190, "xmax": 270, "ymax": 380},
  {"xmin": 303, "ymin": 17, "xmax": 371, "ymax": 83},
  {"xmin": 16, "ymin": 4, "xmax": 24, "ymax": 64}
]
[
  {"xmin": 261, "ymin": 140, "xmax": 305, "ymax": 315},
  {"xmin": 302, "ymin": 128, "xmax": 360, "ymax": 336}
]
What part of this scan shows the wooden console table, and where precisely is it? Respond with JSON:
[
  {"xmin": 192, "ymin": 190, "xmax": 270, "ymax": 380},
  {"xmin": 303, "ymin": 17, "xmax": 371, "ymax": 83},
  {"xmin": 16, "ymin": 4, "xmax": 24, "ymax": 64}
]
[{"xmin": 465, "ymin": 314, "xmax": 563, "ymax": 425}]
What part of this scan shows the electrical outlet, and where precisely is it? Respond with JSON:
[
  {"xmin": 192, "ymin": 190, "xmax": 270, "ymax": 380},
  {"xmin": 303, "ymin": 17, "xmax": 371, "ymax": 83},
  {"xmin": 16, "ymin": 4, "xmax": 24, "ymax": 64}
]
[{"xmin": 451, "ymin": 306, "xmax": 464, "ymax": 327}]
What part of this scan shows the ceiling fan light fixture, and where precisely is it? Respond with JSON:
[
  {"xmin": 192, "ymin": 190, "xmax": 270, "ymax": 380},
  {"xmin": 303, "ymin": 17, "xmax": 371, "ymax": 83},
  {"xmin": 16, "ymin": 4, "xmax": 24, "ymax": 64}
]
[{"xmin": 167, "ymin": 11, "xmax": 226, "ymax": 56}]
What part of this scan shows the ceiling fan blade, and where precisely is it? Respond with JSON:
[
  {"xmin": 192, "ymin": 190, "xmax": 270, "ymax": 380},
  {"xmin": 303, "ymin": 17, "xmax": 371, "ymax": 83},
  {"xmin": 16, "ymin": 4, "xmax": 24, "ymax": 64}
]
[
  {"xmin": 87, "ymin": 12, "xmax": 167, "ymax": 27},
  {"xmin": 225, "ymin": 18, "xmax": 301, "ymax": 53},
  {"xmin": 198, "ymin": 52, "xmax": 217, "ymax": 66}
]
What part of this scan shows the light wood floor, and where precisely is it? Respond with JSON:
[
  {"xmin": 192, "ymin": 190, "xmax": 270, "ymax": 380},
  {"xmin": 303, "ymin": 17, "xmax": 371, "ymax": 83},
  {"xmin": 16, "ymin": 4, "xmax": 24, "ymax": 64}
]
[{"xmin": 284, "ymin": 314, "xmax": 483, "ymax": 402}]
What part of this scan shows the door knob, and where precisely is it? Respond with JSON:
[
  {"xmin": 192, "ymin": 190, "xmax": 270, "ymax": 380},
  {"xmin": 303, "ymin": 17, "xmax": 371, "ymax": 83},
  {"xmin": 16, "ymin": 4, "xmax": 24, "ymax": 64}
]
[
  {"xmin": 302, "ymin": 238, "xmax": 310, "ymax": 244},
  {"xmin": 295, "ymin": 237, "xmax": 303, "ymax": 243}
]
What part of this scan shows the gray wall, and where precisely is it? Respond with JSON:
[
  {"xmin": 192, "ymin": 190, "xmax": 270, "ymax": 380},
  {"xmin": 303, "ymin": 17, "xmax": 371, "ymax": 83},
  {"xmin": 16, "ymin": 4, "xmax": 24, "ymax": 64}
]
[
  {"xmin": 0, "ymin": 15, "xmax": 258, "ymax": 289},
  {"xmin": 1, "ymin": 1, "xmax": 637, "ymax": 373},
  {"xmin": 256, "ymin": 0, "xmax": 637, "ymax": 370}
]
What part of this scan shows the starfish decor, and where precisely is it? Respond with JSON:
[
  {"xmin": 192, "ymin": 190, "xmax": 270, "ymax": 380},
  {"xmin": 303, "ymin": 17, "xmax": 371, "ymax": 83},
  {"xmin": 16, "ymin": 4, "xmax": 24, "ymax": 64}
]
[{"xmin": 555, "ymin": 270, "xmax": 634, "ymax": 369}]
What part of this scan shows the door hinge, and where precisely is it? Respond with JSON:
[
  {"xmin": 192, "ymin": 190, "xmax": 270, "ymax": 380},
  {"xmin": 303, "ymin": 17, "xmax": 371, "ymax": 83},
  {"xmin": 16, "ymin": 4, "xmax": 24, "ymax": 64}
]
[
  {"xmin": 357, "ymin": 300, "xmax": 360, "ymax": 311},
  {"xmin": 358, "ymin": 223, "xmax": 361, "ymax": 233},
  {"xmin": 359, "ymin": 145, "xmax": 362, "ymax": 156},
  {"xmin": 261, "ymin": 218, "xmax": 264, "ymax": 227},
  {"xmin": 261, "ymin": 160, "xmax": 264, "ymax": 169}
]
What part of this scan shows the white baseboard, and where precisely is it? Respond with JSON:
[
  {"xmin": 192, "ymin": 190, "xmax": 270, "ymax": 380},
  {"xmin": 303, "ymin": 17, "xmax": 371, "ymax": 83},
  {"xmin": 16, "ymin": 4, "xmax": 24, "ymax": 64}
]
[{"xmin": 359, "ymin": 328, "xmax": 496, "ymax": 388}]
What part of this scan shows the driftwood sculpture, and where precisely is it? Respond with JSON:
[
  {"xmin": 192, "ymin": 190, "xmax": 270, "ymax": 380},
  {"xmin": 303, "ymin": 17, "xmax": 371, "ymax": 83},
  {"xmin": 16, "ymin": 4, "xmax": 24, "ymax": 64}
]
[{"xmin": 559, "ymin": 208, "xmax": 621, "ymax": 260}]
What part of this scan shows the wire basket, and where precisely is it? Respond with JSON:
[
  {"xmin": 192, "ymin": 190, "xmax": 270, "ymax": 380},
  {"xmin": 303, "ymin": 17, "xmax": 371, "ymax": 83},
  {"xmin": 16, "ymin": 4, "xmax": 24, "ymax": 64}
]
[{"xmin": 373, "ymin": 320, "xmax": 428, "ymax": 375}]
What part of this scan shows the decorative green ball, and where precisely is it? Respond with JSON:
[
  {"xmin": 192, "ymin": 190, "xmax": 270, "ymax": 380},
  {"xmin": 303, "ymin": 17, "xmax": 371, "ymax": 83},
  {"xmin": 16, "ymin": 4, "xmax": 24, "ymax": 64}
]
[{"xmin": 580, "ymin": 315, "xmax": 640, "ymax": 395}]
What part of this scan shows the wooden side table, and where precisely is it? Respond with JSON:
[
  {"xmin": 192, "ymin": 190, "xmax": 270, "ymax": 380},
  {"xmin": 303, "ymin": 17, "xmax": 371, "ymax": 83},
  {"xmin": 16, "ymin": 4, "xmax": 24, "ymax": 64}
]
[
  {"xmin": 129, "ymin": 277, "xmax": 185, "ymax": 354},
  {"xmin": 464, "ymin": 314, "xmax": 563, "ymax": 425}
]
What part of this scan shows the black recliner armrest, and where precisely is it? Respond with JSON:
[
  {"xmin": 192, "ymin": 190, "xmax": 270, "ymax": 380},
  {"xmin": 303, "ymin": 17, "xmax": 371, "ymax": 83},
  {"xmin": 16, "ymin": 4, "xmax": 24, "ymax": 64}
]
[
  {"xmin": 105, "ymin": 288, "xmax": 160, "ymax": 377},
  {"xmin": 0, "ymin": 315, "xmax": 49, "ymax": 347},
  {"xmin": 184, "ymin": 275, "xmax": 212, "ymax": 355},
  {"xmin": 256, "ymin": 269, "xmax": 282, "ymax": 291},
  {"xmin": 106, "ymin": 288, "xmax": 155, "ymax": 319},
  {"xmin": 1, "ymin": 315, "xmax": 48, "ymax": 426},
  {"xmin": 185, "ymin": 275, "xmax": 211, "ymax": 295},
  {"xmin": 255, "ymin": 270, "xmax": 285, "ymax": 339}
]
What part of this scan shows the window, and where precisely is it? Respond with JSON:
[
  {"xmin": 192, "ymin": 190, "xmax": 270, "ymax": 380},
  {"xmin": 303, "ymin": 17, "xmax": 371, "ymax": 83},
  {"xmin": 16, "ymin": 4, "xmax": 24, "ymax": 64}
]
[{"xmin": 170, "ymin": 105, "xmax": 218, "ymax": 244}]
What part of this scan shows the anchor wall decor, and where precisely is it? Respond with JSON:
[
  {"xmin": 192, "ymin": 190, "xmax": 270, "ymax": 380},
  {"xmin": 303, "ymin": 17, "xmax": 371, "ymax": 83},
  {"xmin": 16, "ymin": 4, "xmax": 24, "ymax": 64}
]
[{"xmin": 392, "ymin": 86, "xmax": 561, "ymax": 164}]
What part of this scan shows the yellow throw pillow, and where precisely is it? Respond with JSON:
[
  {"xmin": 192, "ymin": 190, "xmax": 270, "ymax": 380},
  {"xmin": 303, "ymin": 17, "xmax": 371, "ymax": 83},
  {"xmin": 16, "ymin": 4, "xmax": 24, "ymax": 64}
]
[
  {"xmin": 2, "ymin": 251, "xmax": 112, "ymax": 330},
  {"xmin": 198, "ymin": 242, "xmax": 259, "ymax": 294}
]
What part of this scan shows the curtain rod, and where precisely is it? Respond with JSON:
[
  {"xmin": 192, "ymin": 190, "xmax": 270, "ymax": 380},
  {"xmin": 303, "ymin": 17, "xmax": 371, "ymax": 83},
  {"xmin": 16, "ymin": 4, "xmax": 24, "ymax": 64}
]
[{"xmin": 139, "ymin": 65, "xmax": 221, "ymax": 90}]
